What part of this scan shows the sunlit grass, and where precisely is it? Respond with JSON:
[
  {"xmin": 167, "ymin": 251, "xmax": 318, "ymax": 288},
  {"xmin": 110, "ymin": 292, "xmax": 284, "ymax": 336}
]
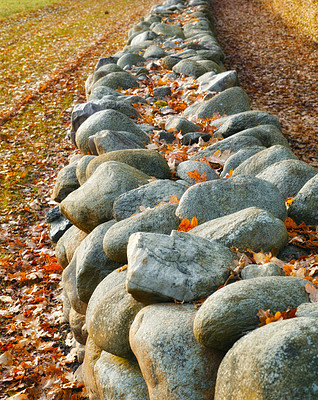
[{"xmin": 0, "ymin": 0, "xmax": 62, "ymax": 18}]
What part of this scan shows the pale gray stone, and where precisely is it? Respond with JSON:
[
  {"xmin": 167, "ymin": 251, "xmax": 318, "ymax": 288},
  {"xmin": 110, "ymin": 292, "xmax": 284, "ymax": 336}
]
[
  {"xmin": 143, "ymin": 44, "xmax": 167, "ymax": 59},
  {"xmin": 74, "ymin": 221, "xmax": 122, "ymax": 303},
  {"xmin": 197, "ymin": 59, "xmax": 225, "ymax": 73},
  {"xmin": 60, "ymin": 161, "xmax": 150, "ymax": 233},
  {"xmin": 152, "ymin": 23, "xmax": 185, "ymax": 39},
  {"xmin": 288, "ymin": 174, "xmax": 318, "ymax": 225},
  {"xmin": 165, "ymin": 116, "xmax": 201, "ymax": 134},
  {"xmin": 89, "ymin": 130, "xmax": 144, "ymax": 155},
  {"xmin": 177, "ymin": 160, "xmax": 219, "ymax": 184},
  {"xmin": 193, "ymin": 276, "xmax": 311, "ymax": 351},
  {"xmin": 88, "ymin": 86, "xmax": 124, "ymax": 102},
  {"xmin": 221, "ymin": 146, "xmax": 266, "ymax": 177},
  {"xmin": 191, "ymin": 207, "xmax": 289, "ymax": 252},
  {"xmin": 198, "ymin": 70, "xmax": 239, "ymax": 93},
  {"xmin": 176, "ymin": 175, "xmax": 287, "ymax": 224},
  {"xmin": 113, "ymin": 179, "xmax": 187, "ymax": 221},
  {"xmin": 241, "ymin": 263, "xmax": 285, "ymax": 279},
  {"xmin": 117, "ymin": 53, "xmax": 145, "ymax": 69},
  {"xmin": 62, "ymin": 260, "xmax": 87, "ymax": 315},
  {"xmin": 51, "ymin": 163, "xmax": 80, "ymax": 203},
  {"xmin": 161, "ymin": 55, "xmax": 181, "ymax": 69},
  {"xmin": 232, "ymin": 145, "xmax": 298, "ymax": 177},
  {"xmin": 130, "ymin": 304, "xmax": 224, "ymax": 400},
  {"xmin": 296, "ymin": 302, "xmax": 318, "ymax": 318},
  {"xmin": 91, "ymin": 71, "xmax": 139, "ymax": 92},
  {"xmin": 86, "ymin": 269, "xmax": 146, "ymax": 358},
  {"xmin": 126, "ymin": 230, "xmax": 236, "ymax": 302},
  {"xmin": 94, "ymin": 352, "xmax": 149, "ymax": 400},
  {"xmin": 257, "ymin": 159, "xmax": 317, "ymax": 200},
  {"xmin": 55, "ymin": 225, "xmax": 87, "ymax": 268},
  {"xmin": 69, "ymin": 308, "xmax": 88, "ymax": 345},
  {"xmin": 193, "ymin": 87, "xmax": 251, "ymax": 119},
  {"xmin": 75, "ymin": 155, "xmax": 95, "ymax": 185},
  {"xmin": 215, "ymin": 317, "xmax": 318, "ymax": 400},
  {"xmin": 103, "ymin": 203, "xmax": 180, "ymax": 263},
  {"xmin": 85, "ymin": 149, "xmax": 171, "ymax": 180},
  {"xmin": 172, "ymin": 59, "xmax": 208, "ymax": 78},
  {"xmin": 82, "ymin": 336, "xmax": 102, "ymax": 400},
  {"xmin": 130, "ymin": 30, "xmax": 158, "ymax": 45}
]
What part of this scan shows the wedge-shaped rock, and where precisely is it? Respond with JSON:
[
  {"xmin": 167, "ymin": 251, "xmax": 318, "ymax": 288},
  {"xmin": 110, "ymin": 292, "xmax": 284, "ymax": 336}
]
[
  {"xmin": 60, "ymin": 161, "xmax": 150, "ymax": 233},
  {"xmin": 176, "ymin": 175, "xmax": 287, "ymax": 224},
  {"xmin": 232, "ymin": 144, "xmax": 298, "ymax": 176},
  {"xmin": 177, "ymin": 160, "xmax": 219, "ymax": 184},
  {"xmin": 152, "ymin": 22, "xmax": 185, "ymax": 39},
  {"xmin": 213, "ymin": 110, "xmax": 281, "ymax": 137},
  {"xmin": 198, "ymin": 70, "xmax": 239, "ymax": 93},
  {"xmin": 75, "ymin": 109, "xmax": 149, "ymax": 154},
  {"xmin": 126, "ymin": 230, "xmax": 236, "ymax": 303},
  {"xmin": 55, "ymin": 225, "xmax": 87, "ymax": 268},
  {"xmin": 191, "ymin": 207, "xmax": 289, "ymax": 252},
  {"xmin": 221, "ymin": 146, "xmax": 266, "ymax": 177},
  {"xmin": 91, "ymin": 71, "xmax": 139, "ymax": 92},
  {"xmin": 94, "ymin": 352, "xmax": 149, "ymax": 400},
  {"xmin": 51, "ymin": 162, "xmax": 80, "ymax": 203},
  {"xmin": 257, "ymin": 159, "xmax": 317, "ymax": 200},
  {"xmin": 103, "ymin": 203, "xmax": 180, "ymax": 263},
  {"xmin": 76, "ymin": 155, "xmax": 95, "ymax": 185},
  {"xmin": 241, "ymin": 262, "xmax": 284, "ymax": 279},
  {"xmin": 165, "ymin": 116, "xmax": 201, "ymax": 134},
  {"xmin": 86, "ymin": 149, "xmax": 171, "ymax": 180},
  {"xmin": 89, "ymin": 130, "xmax": 145, "ymax": 155},
  {"xmin": 86, "ymin": 269, "xmax": 147, "ymax": 358},
  {"xmin": 62, "ymin": 260, "xmax": 87, "ymax": 315},
  {"xmin": 172, "ymin": 59, "xmax": 208, "ymax": 78},
  {"xmin": 73, "ymin": 221, "xmax": 122, "ymax": 303},
  {"xmin": 193, "ymin": 87, "xmax": 251, "ymax": 119},
  {"xmin": 288, "ymin": 174, "xmax": 318, "ymax": 225},
  {"xmin": 193, "ymin": 276, "xmax": 311, "ymax": 351},
  {"xmin": 130, "ymin": 304, "xmax": 224, "ymax": 400},
  {"xmin": 113, "ymin": 180, "xmax": 187, "ymax": 221},
  {"xmin": 215, "ymin": 317, "xmax": 318, "ymax": 400}
]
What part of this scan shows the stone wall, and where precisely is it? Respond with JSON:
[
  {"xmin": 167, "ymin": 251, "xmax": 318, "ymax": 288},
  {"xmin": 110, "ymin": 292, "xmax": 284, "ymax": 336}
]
[{"xmin": 48, "ymin": 0, "xmax": 318, "ymax": 398}]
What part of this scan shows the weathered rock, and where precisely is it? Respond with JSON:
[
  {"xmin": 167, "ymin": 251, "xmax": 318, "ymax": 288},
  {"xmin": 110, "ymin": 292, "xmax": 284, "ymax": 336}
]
[
  {"xmin": 288, "ymin": 174, "xmax": 318, "ymax": 225},
  {"xmin": 86, "ymin": 149, "xmax": 171, "ymax": 180},
  {"xmin": 51, "ymin": 162, "xmax": 80, "ymax": 203},
  {"xmin": 161, "ymin": 55, "xmax": 181, "ymax": 69},
  {"xmin": 257, "ymin": 159, "xmax": 317, "ymax": 200},
  {"xmin": 92, "ymin": 63, "xmax": 123, "ymax": 84},
  {"xmin": 130, "ymin": 303, "xmax": 225, "ymax": 400},
  {"xmin": 117, "ymin": 53, "xmax": 145, "ymax": 69},
  {"xmin": 62, "ymin": 260, "xmax": 87, "ymax": 315},
  {"xmin": 165, "ymin": 116, "xmax": 201, "ymax": 134},
  {"xmin": 214, "ymin": 317, "xmax": 318, "ymax": 400},
  {"xmin": 94, "ymin": 352, "xmax": 149, "ymax": 400},
  {"xmin": 213, "ymin": 110, "xmax": 281, "ymax": 138},
  {"xmin": 172, "ymin": 59, "xmax": 208, "ymax": 78},
  {"xmin": 46, "ymin": 206, "xmax": 72, "ymax": 243},
  {"xmin": 75, "ymin": 155, "xmax": 95, "ymax": 185},
  {"xmin": 113, "ymin": 179, "xmax": 187, "ymax": 221},
  {"xmin": 176, "ymin": 160, "xmax": 219, "ymax": 184},
  {"xmin": 126, "ymin": 230, "xmax": 236, "ymax": 302},
  {"xmin": 176, "ymin": 175, "xmax": 287, "ymax": 224},
  {"xmin": 69, "ymin": 308, "xmax": 88, "ymax": 345},
  {"xmin": 232, "ymin": 145, "xmax": 298, "ymax": 176},
  {"xmin": 191, "ymin": 207, "xmax": 289, "ymax": 252},
  {"xmin": 221, "ymin": 146, "xmax": 266, "ymax": 177},
  {"xmin": 198, "ymin": 70, "xmax": 239, "ymax": 92},
  {"xmin": 75, "ymin": 109, "xmax": 149, "ymax": 154},
  {"xmin": 103, "ymin": 203, "xmax": 180, "ymax": 263},
  {"xmin": 89, "ymin": 130, "xmax": 145, "ymax": 155},
  {"xmin": 182, "ymin": 131, "xmax": 211, "ymax": 145},
  {"xmin": 86, "ymin": 269, "xmax": 146, "ymax": 358},
  {"xmin": 88, "ymin": 85, "xmax": 124, "ymax": 102},
  {"xmin": 153, "ymin": 85, "xmax": 171, "ymax": 99},
  {"xmin": 241, "ymin": 262, "xmax": 285, "ymax": 279},
  {"xmin": 91, "ymin": 71, "xmax": 139, "ymax": 92},
  {"xmin": 144, "ymin": 44, "xmax": 167, "ymax": 59},
  {"xmin": 60, "ymin": 161, "xmax": 150, "ymax": 233},
  {"xmin": 193, "ymin": 276, "xmax": 311, "ymax": 351},
  {"xmin": 296, "ymin": 302, "xmax": 318, "ymax": 318},
  {"xmin": 130, "ymin": 30, "xmax": 158, "ymax": 46},
  {"xmin": 74, "ymin": 221, "xmax": 122, "ymax": 303},
  {"xmin": 94, "ymin": 56, "xmax": 119, "ymax": 71},
  {"xmin": 152, "ymin": 23, "xmax": 185, "ymax": 39},
  {"xmin": 193, "ymin": 87, "xmax": 251, "ymax": 119},
  {"xmin": 82, "ymin": 336, "xmax": 102, "ymax": 400},
  {"xmin": 55, "ymin": 225, "xmax": 87, "ymax": 268}
]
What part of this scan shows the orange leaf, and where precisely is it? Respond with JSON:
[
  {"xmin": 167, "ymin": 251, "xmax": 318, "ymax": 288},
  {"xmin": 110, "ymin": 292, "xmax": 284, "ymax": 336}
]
[
  {"xmin": 178, "ymin": 216, "xmax": 198, "ymax": 232},
  {"xmin": 188, "ymin": 169, "xmax": 207, "ymax": 183},
  {"xmin": 224, "ymin": 169, "xmax": 233, "ymax": 178},
  {"xmin": 305, "ymin": 283, "xmax": 318, "ymax": 302},
  {"xmin": 169, "ymin": 195, "xmax": 179, "ymax": 204}
]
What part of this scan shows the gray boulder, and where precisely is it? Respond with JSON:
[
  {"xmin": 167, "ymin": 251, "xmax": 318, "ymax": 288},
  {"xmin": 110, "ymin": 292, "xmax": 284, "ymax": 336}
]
[
  {"xmin": 172, "ymin": 59, "xmax": 208, "ymax": 78},
  {"xmin": 88, "ymin": 86, "xmax": 124, "ymax": 102},
  {"xmin": 232, "ymin": 145, "xmax": 298, "ymax": 176},
  {"xmin": 241, "ymin": 262, "xmax": 285, "ymax": 279},
  {"xmin": 55, "ymin": 225, "xmax": 87, "ymax": 268},
  {"xmin": 161, "ymin": 55, "xmax": 181, "ymax": 69},
  {"xmin": 193, "ymin": 87, "xmax": 251, "ymax": 119},
  {"xmin": 75, "ymin": 109, "xmax": 149, "ymax": 154},
  {"xmin": 94, "ymin": 352, "xmax": 149, "ymax": 400},
  {"xmin": 176, "ymin": 175, "xmax": 287, "ymax": 224},
  {"xmin": 86, "ymin": 149, "xmax": 171, "ymax": 180},
  {"xmin": 130, "ymin": 30, "xmax": 158, "ymax": 45},
  {"xmin": 288, "ymin": 173, "xmax": 318, "ymax": 225},
  {"xmin": 221, "ymin": 146, "xmax": 266, "ymax": 177},
  {"xmin": 75, "ymin": 155, "xmax": 95, "ymax": 185},
  {"xmin": 62, "ymin": 260, "xmax": 87, "ymax": 315},
  {"xmin": 69, "ymin": 308, "xmax": 88, "ymax": 345},
  {"xmin": 74, "ymin": 221, "xmax": 122, "ymax": 303},
  {"xmin": 103, "ymin": 203, "xmax": 180, "ymax": 263},
  {"xmin": 191, "ymin": 207, "xmax": 289, "ymax": 252},
  {"xmin": 51, "ymin": 162, "xmax": 80, "ymax": 203},
  {"xmin": 46, "ymin": 206, "xmax": 72, "ymax": 243},
  {"xmin": 89, "ymin": 130, "xmax": 145, "ymax": 155},
  {"xmin": 113, "ymin": 179, "xmax": 187, "ymax": 221},
  {"xmin": 215, "ymin": 317, "xmax": 318, "ymax": 400},
  {"xmin": 296, "ymin": 302, "xmax": 318, "ymax": 318},
  {"xmin": 130, "ymin": 304, "xmax": 224, "ymax": 400},
  {"xmin": 91, "ymin": 71, "xmax": 139, "ymax": 92},
  {"xmin": 213, "ymin": 110, "xmax": 281, "ymax": 137},
  {"xmin": 198, "ymin": 70, "xmax": 239, "ymax": 93},
  {"xmin": 86, "ymin": 269, "xmax": 147, "ymax": 358},
  {"xmin": 143, "ymin": 44, "xmax": 167, "ymax": 59},
  {"xmin": 177, "ymin": 160, "xmax": 219, "ymax": 184},
  {"xmin": 257, "ymin": 159, "xmax": 317, "ymax": 200},
  {"xmin": 117, "ymin": 53, "xmax": 145, "ymax": 69},
  {"xmin": 60, "ymin": 161, "xmax": 150, "ymax": 233},
  {"xmin": 152, "ymin": 23, "xmax": 185, "ymax": 39},
  {"xmin": 126, "ymin": 230, "xmax": 236, "ymax": 302},
  {"xmin": 82, "ymin": 336, "xmax": 102, "ymax": 400},
  {"xmin": 165, "ymin": 116, "xmax": 201, "ymax": 134},
  {"xmin": 193, "ymin": 276, "xmax": 311, "ymax": 351}
]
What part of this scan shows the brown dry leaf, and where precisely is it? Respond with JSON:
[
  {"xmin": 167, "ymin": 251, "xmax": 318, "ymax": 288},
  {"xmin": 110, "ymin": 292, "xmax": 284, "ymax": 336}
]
[{"xmin": 305, "ymin": 283, "xmax": 318, "ymax": 302}]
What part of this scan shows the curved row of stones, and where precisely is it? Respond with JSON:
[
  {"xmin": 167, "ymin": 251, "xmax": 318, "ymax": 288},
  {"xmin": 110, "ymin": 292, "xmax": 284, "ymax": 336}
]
[{"xmin": 48, "ymin": 0, "xmax": 318, "ymax": 398}]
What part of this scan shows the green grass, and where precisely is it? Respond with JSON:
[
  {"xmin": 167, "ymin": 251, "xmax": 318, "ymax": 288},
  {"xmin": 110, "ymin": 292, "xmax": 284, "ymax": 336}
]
[{"xmin": 0, "ymin": 0, "xmax": 62, "ymax": 18}]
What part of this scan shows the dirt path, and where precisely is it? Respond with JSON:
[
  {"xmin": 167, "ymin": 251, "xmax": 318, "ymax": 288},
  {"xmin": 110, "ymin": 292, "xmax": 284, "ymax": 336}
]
[{"xmin": 211, "ymin": 0, "xmax": 318, "ymax": 167}]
